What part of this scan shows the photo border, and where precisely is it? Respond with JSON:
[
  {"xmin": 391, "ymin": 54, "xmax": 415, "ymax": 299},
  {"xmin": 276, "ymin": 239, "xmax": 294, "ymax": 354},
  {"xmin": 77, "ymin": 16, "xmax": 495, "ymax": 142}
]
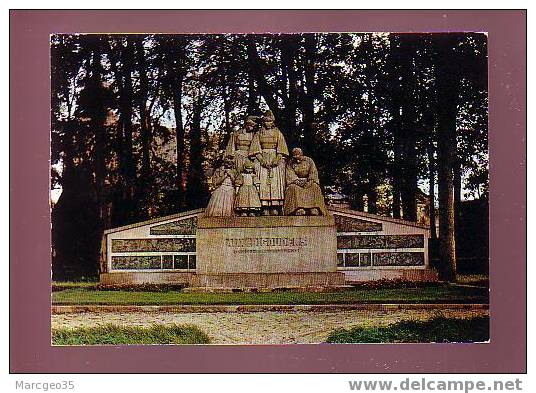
[{"xmin": 9, "ymin": 9, "xmax": 526, "ymax": 373}]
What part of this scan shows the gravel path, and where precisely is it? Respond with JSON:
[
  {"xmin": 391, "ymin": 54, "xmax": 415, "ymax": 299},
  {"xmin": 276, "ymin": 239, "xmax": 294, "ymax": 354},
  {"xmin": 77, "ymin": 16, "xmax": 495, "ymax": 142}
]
[{"xmin": 52, "ymin": 308, "xmax": 488, "ymax": 344}]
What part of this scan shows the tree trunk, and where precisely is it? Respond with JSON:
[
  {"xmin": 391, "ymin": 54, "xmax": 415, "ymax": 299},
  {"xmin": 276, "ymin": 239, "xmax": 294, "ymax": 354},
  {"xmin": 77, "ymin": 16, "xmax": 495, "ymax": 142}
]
[
  {"xmin": 398, "ymin": 35, "xmax": 419, "ymax": 222},
  {"xmin": 247, "ymin": 71, "xmax": 257, "ymax": 114},
  {"xmin": 387, "ymin": 34, "xmax": 404, "ymax": 219},
  {"xmin": 88, "ymin": 40, "xmax": 108, "ymax": 230},
  {"xmin": 246, "ymin": 36, "xmax": 281, "ymax": 121},
  {"xmin": 135, "ymin": 39, "xmax": 151, "ymax": 218},
  {"xmin": 434, "ymin": 34, "xmax": 460, "ymax": 282},
  {"xmin": 400, "ymin": 130, "xmax": 418, "ymax": 222},
  {"xmin": 280, "ymin": 35, "xmax": 298, "ymax": 148},
  {"xmin": 185, "ymin": 96, "xmax": 209, "ymax": 208},
  {"xmin": 367, "ymin": 174, "xmax": 378, "ymax": 214},
  {"xmin": 113, "ymin": 36, "xmax": 136, "ymax": 225},
  {"xmin": 164, "ymin": 37, "xmax": 187, "ymax": 210},
  {"xmin": 301, "ymin": 33, "xmax": 317, "ymax": 158},
  {"xmin": 427, "ymin": 135, "xmax": 437, "ymax": 239}
]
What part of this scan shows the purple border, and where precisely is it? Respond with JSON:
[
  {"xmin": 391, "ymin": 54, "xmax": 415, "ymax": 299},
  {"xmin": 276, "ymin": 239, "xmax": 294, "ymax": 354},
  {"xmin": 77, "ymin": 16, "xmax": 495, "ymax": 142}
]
[{"xmin": 10, "ymin": 10, "xmax": 526, "ymax": 373}]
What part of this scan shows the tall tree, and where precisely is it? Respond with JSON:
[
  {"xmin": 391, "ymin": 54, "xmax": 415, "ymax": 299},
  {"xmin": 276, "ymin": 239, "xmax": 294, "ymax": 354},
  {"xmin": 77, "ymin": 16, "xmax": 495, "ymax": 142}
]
[
  {"xmin": 434, "ymin": 34, "xmax": 462, "ymax": 282},
  {"xmin": 160, "ymin": 35, "xmax": 189, "ymax": 209},
  {"xmin": 108, "ymin": 35, "xmax": 137, "ymax": 226},
  {"xmin": 185, "ymin": 94, "xmax": 209, "ymax": 208},
  {"xmin": 135, "ymin": 36, "xmax": 153, "ymax": 218}
]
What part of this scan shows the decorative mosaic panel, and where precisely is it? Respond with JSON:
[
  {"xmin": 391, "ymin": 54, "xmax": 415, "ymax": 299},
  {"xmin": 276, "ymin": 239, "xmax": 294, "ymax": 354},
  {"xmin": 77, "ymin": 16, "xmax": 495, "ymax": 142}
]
[
  {"xmin": 111, "ymin": 238, "xmax": 196, "ymax": 253},
  {"xmin": 337, "ymin": 253, "xmax": 344, "ymax": 267},
  {"xmin": 111, "ymin": 256, "xmax": 161, "ymax": 270},
  {"xmin": 189, "ymin": 255, "xmax": 196, "ymax": 270},
  {"xmin": 334, "ymin": 214, "xmax": 382, "ymax": 232},
  {"xmin": 360, "ymin": 253, "xmax": 371, "ymax": 266},
  {"xmin": 337, "ymin": 234, "xmax": 424, "ymax": 249},
  {"xmin": 174, "ymin": 254, "xmax": 189, "ymax": 269},
  {"xmin": 345, "ymin": 253, "xmax": 360, "ymax": 267},
  {"xmin": 162, "ymin": 255, "xmax": 174, "ymax": 269},
  {"xmin": 373, "ymin": 252, "xmax": 425, "ymax": 266},
  {"xmin": 150, "ymin": 217, "xmax": 198, "ymax": 235}
]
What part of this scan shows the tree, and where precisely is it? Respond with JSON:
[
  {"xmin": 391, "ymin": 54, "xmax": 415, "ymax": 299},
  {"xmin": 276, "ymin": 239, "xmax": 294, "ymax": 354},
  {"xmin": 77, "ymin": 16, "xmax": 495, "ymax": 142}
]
[{"xmin": 434, "ymin": 34, "xmax": 462, "ymax": 282}]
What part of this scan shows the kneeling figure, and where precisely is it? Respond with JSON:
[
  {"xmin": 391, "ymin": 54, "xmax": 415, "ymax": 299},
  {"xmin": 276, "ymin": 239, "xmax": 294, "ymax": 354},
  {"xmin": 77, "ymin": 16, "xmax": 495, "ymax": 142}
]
[{"xmin": 284, "ymin": 148, "xmax": 328, "ymax": 216}]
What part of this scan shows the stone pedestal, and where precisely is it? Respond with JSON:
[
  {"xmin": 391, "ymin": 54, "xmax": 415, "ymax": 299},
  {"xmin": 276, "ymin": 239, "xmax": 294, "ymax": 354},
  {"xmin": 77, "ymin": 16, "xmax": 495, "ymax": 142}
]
[{"xmin": 195, "ymin": 214, "xmax": 344, "ymax": 288}]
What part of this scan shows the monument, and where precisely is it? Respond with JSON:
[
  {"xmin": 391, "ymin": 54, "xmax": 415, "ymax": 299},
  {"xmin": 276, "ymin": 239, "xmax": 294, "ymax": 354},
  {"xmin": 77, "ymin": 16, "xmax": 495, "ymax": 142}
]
[
  {"xmin": 196, "ymin": 111, "xmax": 345, "ymax": 289},
  {"xmin": 99, "ymin": 111, "xmax": 437, "ymax": 289}
]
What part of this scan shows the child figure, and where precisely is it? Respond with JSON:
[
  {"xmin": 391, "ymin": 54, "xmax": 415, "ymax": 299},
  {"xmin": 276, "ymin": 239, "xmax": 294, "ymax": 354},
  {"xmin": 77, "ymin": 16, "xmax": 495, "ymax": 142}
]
[
  {"xmin": 205, "ymin": 156, "xmax": 238, "ymax": 217},
  {"xmin": 234, "ymin": 161, "xmax": 262, "ymax": 216}
]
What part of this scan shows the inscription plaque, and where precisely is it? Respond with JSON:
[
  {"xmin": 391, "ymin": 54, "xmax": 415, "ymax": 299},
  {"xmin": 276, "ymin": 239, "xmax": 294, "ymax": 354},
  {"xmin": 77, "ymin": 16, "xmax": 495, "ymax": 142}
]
[{"xmin": 196, "ymin": 215, "xmax": 337, "ymax": 274}]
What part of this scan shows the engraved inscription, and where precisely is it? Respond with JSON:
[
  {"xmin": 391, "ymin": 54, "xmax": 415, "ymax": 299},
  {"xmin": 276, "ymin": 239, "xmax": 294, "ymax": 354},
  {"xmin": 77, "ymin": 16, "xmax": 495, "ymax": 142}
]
[{"xmin": 224, "ymin": 236, "xmax": 310, "ymax": 254}]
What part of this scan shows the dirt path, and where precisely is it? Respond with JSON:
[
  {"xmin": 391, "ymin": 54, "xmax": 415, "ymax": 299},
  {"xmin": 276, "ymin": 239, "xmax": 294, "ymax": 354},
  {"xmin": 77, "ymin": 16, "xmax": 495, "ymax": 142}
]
[{"xmin": 52, "ymin": 308, "xmax": 488, "ymax": 344}]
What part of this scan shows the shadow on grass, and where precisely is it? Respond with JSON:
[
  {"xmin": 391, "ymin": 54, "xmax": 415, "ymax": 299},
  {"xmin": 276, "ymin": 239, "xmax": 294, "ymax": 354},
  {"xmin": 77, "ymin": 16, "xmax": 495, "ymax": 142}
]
[
  {"xmin": 326, "ymin": 316, "xmax": 489, "ymax": 343},
  {"xmin": 52, "ymin": 324, "xmax": 210, "ymax": 345}
]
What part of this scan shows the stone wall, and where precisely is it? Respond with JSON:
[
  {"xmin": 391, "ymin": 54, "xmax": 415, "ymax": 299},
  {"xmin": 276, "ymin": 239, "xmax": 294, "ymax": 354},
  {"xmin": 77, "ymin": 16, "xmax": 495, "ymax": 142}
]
[{"xmin": 100, "ymin": 206, "xmax": 435, "ymax": 284}]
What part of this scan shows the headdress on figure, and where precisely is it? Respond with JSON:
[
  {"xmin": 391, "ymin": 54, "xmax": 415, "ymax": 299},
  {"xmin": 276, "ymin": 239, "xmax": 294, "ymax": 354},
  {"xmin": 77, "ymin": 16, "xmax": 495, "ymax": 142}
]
[
  {"xmin": 291, "ymin": 147, "xmax": 303, "ymax": 157},
  {"xmin": 245, "ymin": 115, "xmax": 258, "ymax": 128},
  {"xmin": 263, "ymin": 110, "xmax": 276, "ymax": 123}
]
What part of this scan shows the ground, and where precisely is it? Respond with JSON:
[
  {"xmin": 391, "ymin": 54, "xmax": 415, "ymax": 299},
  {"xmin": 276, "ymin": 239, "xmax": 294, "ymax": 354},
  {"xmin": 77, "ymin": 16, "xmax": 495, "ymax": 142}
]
[
  {"xmin": 52, "ymin": 308, "xmax": 488, "ymax": 344},
  {"xmin": 51, "ymin": 276, "xmax": 489, "ymax": 344}
]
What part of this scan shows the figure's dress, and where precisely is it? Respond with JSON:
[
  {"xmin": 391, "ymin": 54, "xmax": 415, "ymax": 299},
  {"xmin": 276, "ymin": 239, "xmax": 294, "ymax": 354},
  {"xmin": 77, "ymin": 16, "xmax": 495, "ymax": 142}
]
[
  {"xmin": 248, "ymin": 127, "xmax": 289, "ymax": 207},
  {"xmin": 205, "ymin": 168, "xmax": 236, "ymax": 217},
  {"xmin": 225, "ymin": 129, "xmax": 255, "ymax": 174},
  {"xmin": 284, "ymin": 156, "xmax": 328, "ymax": 215},
  {"xmin": 235, "ymin": 173, "xmax": 261, "ymax": 212}
]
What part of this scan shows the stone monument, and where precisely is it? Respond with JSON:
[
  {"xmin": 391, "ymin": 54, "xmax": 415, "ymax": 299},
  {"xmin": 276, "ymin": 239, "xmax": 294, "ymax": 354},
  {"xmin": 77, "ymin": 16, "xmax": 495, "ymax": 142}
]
[
  {"xmin": 99, "ymin": 113, "xmax": 437, "ymax": 289},
  {"xmin": 195, "ymin": 113, "xmax": 345, "ymax": 289}
]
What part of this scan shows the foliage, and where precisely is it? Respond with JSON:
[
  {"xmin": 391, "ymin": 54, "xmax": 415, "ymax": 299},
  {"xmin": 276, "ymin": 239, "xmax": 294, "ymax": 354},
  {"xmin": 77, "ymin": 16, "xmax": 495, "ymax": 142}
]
[
  {"xmin": 52, "ymin": 323, "xmax": 210, "ymax": 345},
  {"xmin": 326, "ymin": 316, "xmax": 489, "ymax": 343}
]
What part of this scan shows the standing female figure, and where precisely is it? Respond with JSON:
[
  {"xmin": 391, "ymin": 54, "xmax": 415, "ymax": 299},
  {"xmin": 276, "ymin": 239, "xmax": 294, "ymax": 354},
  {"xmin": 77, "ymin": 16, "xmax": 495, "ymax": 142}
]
[
  {"xmin": 225, "ymin": 115, "xmax": 258, "ymax": 174},
  {"xmin": 248, "ymin": 110, "xmax": 289, "ymax": 215}
]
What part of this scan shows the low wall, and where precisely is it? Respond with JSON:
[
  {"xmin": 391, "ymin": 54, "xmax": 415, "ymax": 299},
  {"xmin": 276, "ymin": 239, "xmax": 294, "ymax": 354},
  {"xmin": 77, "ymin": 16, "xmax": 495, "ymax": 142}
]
[{"xmin": 100, "ymin": 207, "xmax": 437, "ymax": 287}]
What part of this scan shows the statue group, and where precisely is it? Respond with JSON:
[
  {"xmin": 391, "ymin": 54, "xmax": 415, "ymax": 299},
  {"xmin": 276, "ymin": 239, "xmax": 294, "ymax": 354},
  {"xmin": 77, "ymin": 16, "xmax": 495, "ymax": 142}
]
[{"xmin": 205, "ymin": 110, "xmax": 328, "ymax": 217}]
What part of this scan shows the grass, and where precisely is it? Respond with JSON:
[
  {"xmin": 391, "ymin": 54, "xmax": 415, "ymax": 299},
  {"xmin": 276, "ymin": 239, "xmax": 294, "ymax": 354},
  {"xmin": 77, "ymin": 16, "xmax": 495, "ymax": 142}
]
[
  {"xmin": 52, "ymin": 324, "xmax": 210, "ymax": 345},
  {"xmin": 456, "ymin": 274, "xmax": 489, "ymax": 287},
  {"xmin": 52, "ymin": 281, "xmax": 98, "ymax": 292},
  {"xmin": 326, "ymin": 316, "xmax": 489, "ymax": 343},
  {"xmin": 52, "ymin": 285, "xmax": 488, "ymax": 305}
]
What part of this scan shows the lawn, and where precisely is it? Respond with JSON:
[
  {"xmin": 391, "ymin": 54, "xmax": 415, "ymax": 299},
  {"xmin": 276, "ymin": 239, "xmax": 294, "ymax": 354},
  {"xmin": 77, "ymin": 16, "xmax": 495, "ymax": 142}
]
[
  {"xmin": 326, "ymin": 316, "xmax": 489, "ymax": 343},
  {"xmin": 52, "ymin": 285, "xmax": 488, "ymax": 305},
  {"xmin": 52, "ymin": 281, "xmax": 98, "ymax": 292},
  {"xmin": 52, "ymin": 324, "xmax": 210, "ymax": 345}
]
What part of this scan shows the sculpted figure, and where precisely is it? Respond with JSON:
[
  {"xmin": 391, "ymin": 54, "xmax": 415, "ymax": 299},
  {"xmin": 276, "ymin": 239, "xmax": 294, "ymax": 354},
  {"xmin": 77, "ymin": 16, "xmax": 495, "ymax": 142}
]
[
  {"xmin": 234, "ymin": 161, "xmax": 262, "ymax": 217},
  {"xmin": 225, "ymin": 115, "xmax": 258, "ymax": 174},
  {"xmin": 205, "ymin": 157, "xmax": 238, "ymax": 217},
  {"xmin": 284, "ymin": 148, "xmax": 328, "ymax": 216},
  {"xmin": 248, "ymin": 110, "xmax": 289, "ymax": 215}
]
